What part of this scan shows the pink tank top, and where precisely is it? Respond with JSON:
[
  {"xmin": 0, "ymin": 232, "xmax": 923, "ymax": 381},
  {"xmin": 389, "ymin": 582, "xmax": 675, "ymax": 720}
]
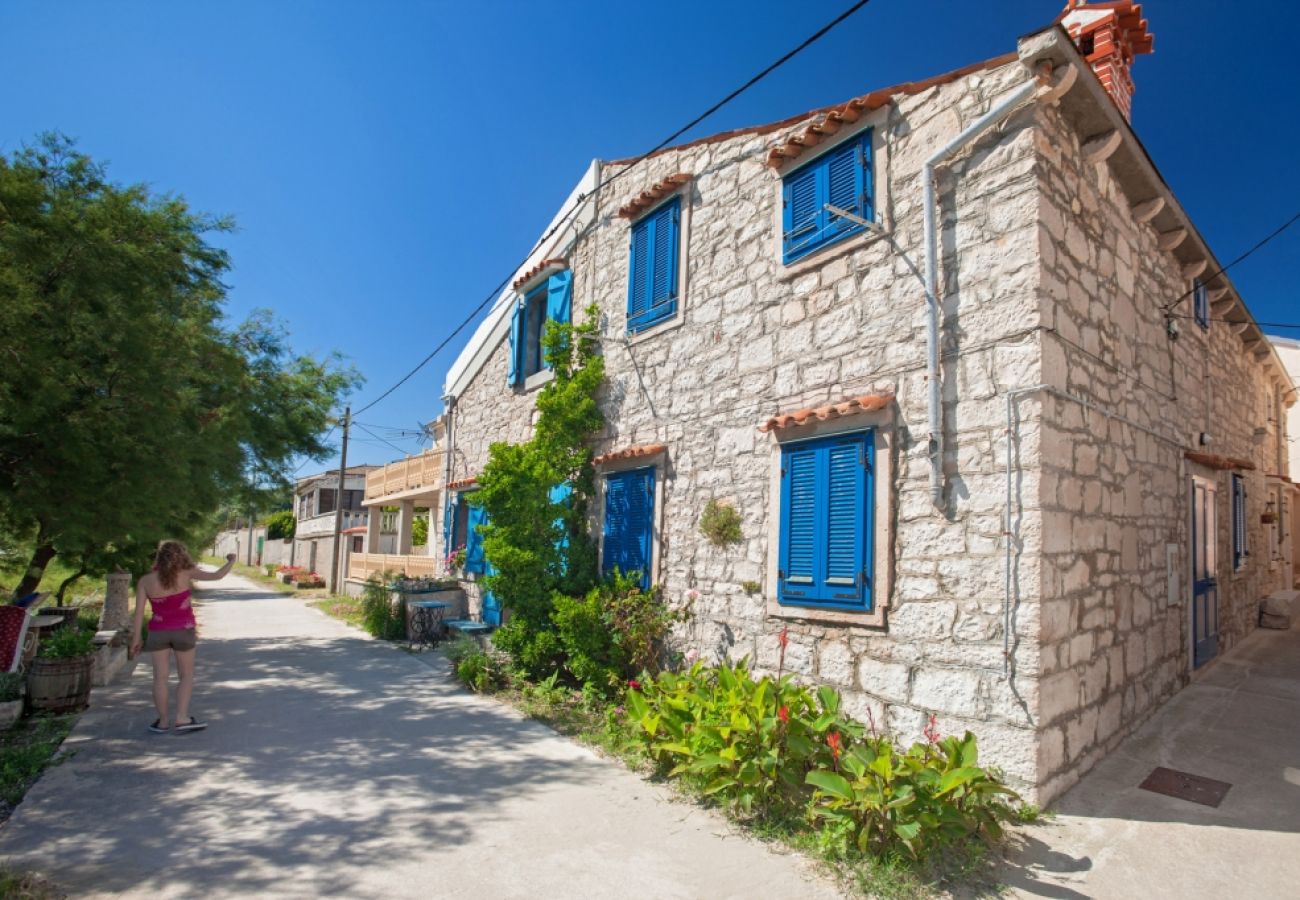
[{"xmin": 148, "ymin": 589, "xmax": 195, "ymax": 631}]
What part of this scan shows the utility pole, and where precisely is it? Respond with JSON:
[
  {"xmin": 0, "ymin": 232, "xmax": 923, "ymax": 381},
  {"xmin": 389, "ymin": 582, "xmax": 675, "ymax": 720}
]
[
  {"xmin": 246, "ymin": 504, "xmax": 255, "ymax": 566},
  {"xmin": 328, "ymin": 406, "xmax": 351, "ymax": 594}
]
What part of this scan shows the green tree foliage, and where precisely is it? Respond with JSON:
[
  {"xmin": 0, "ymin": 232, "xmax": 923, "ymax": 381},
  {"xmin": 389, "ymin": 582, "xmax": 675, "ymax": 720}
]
[
  {"xmin": 0, "ymin": 134, "xmax": 357, "ymax": 596},
  {"xmin": 477, "ymin": 306, "xmax": 604, "ymax": 677},
  {"xmin": 411, "ymin": 509, "xmax": 429, "ymax": 546},
  {"xmin": 264, "ymin": 510, "xmax": 296, "ymax": 541}
]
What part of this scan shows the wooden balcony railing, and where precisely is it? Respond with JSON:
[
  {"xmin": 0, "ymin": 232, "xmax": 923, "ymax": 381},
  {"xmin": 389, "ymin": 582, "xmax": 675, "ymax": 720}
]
[
  {"xmin": 364, "ymin": 449, "xmax": 444, "ymax": 501},
  {"xmin": 348, "ymin": 552, "xmax": 441, "ymax": 582}
]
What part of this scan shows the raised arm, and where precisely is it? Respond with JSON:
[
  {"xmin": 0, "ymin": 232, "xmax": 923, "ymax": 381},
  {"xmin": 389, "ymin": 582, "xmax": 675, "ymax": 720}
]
[{"xmin": 190, "ymin": 553, "xmax": 236, "ymax": 582}]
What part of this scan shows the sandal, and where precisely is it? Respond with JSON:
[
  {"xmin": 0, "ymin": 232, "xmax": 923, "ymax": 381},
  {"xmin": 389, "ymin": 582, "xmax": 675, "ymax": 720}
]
[
  {"xmin": 173, "ymin": 717, "xmax": 207, "ymax": 733},
  {"xmin": 148, "ymin": 719, "xmax": 169, "ymax": 734}
]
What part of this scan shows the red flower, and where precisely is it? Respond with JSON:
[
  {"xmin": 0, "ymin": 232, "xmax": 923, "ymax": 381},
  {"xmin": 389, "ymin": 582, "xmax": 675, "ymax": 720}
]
[
  {"xmin": 777, "ymin": 706, "xmax": 790, "ymax": 724},
  {"xmin": 827, "ymin": 731, "xmax": 842, "ymax": 759},
  {"xmin": 627, "ymin": 679, "xmax": 641, "ymax": 691},
  {"xmin": 777, "ymin": 625, "xmax": 789, "ymax": 651},
  {"xmin": 923, "ymin": 714, "xmax": 941, "ymax": 745}
]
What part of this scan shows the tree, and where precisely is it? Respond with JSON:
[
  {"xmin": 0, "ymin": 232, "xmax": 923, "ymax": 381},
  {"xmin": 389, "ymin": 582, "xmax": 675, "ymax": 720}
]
[
  {"xmin": 265, "ymin": 509, "xmax": 296, "ymax": 541},
  {"xmin": 411, "ymin": 509, "xmax": 429, "ymax": 547},
  {"xmin": 475, "ymin": 305, "xmax": 604, "ymax": 675},
  {"xmin": 0, "ymin": 134, "xmax": 357, "ymax": 597}
]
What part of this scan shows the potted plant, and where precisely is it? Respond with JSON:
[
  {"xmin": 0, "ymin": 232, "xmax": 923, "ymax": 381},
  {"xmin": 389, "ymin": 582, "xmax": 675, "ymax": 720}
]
[
  {"xmin": 0, "ymin": 672, "xmax": 25, "ymax": 728},
  {"xmin": 296, "ymin": 572, "xmax": 326, "ymax": 589},
  {"xmin": 28, "ymin": 622, "xmax": 96, "ymax": 713}
]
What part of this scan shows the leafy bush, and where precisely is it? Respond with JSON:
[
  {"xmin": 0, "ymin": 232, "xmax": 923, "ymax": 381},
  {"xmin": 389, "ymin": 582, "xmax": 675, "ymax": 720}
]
[
  {"xmin": 455, "ymin": 647, "xmax": 511, "ymax": 693},
  {"xmin": 806, "ymin": 730, "xmax": 1018, "ymax": 860},
  {"xmin": 359, "ymin": 576, "xmax": 404, "ymax": 640},
  {"xmin": 265, "ymin": 509, "xmax": 296, "ymax": 540},
  {"xmin": 699, "ymin": 499, "xmax": 743, "ymax": 546},
  {"xmin": 411, "ymin": 513, "xmax": 428, "ymax": 547},
  {"xmin": 0, "ymin": 673, "xmax": 24, "ymax": 702},
  {"xmin": 625, "ymin": 658, "xmax": 856, "ymax": 817},
  {"xmin": 37, "ymin": 624, "xmax": 96, "ymax": 659},
  {"xmin": 553, "ymin": 571, "xmax": 688, "ymax": 694}
]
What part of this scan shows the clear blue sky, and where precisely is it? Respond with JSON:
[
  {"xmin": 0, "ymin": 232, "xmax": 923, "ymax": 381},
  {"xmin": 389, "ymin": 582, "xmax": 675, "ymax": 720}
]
[{"xmin": 3, "ymin": 0, "xmax": 1297, "ymax": 475}]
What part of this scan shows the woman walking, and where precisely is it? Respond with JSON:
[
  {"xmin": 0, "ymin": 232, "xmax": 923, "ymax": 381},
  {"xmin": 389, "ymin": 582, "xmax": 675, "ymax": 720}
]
[{"xmin": 130, "ymin": 541, "xmax": 235, "ymax": 734}]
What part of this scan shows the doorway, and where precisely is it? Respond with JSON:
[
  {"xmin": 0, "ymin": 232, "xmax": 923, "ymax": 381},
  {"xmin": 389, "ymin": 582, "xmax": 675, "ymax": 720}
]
[{"xmin": 1191, "ymin": 475, "xmax": 1220, "ymax": 668}]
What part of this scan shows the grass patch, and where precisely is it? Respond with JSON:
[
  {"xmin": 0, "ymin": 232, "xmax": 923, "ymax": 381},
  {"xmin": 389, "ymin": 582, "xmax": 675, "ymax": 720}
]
[
  {"xmin": 0, "ymin": 714, "xmax": 77, "ymax": 816},
  {"xmin": 0, "ymin": 868, "xmax": 65, "ymax": 899},
  {"xmin": 308, "ymin": 595, "xmax": 366, "ymax": 630},
  {"xmin": 0, "ymin": 547, "xmax": 102, "ymax": 605}
]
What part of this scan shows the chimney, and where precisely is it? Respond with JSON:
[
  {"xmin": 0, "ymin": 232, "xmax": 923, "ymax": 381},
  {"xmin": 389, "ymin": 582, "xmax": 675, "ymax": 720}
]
[{"xmin": 1059, "ymin": 1, "xmax": 1154, "ymax": 121}]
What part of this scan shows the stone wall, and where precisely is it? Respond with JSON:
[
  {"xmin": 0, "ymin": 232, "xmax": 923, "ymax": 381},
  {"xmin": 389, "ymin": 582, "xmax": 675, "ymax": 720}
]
[
  {"xmin": 1031, "ymin": 96, "xmax": 1292, "ymax": 801},
  {"xmin": 444, "ymin": 59, "xmax": 1053, "ymax": 795}
]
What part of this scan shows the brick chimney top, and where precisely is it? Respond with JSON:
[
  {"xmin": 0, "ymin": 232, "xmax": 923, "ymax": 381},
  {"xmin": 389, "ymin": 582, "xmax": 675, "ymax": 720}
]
[{"xmin": 1059, "ymin": 1, "xmax": 1154, "ymax": 121}]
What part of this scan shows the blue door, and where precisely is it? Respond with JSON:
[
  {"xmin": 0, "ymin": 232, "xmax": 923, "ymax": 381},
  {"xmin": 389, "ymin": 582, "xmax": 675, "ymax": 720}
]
[
  {"xmin": 603, "ymin": 468, "xmax": 655, "ymax": 589},
  {"xmin": 1191, "ymin": 477, "xmax": 1219, "ymax": 668}
]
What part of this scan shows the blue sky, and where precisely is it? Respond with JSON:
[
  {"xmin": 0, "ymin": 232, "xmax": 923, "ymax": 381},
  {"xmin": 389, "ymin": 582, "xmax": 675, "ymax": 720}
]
[{"xmin": 3, "ymin": 0, "xmax": 1298, "ymax": 475}]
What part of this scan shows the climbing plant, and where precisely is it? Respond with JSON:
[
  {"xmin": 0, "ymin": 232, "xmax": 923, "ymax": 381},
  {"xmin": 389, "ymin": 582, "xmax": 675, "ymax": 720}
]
[{"xmin": 474, "ymin": 305, "xmax": 605, "ymax": 677}]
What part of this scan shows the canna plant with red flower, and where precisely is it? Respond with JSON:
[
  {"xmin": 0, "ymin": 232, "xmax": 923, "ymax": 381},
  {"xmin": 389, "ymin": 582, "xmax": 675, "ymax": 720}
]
[
  {"xmin": 776, "ymin": 625, "xmax": 790, "ymax": 679},
  {"xmin": 626, "ymin": 678, "xmax": 641, "ymax": 691},
  {"xmin": 777, "ymin": 705, "xmax": 790, "ymax": 725},
  {"xmin": 826, "ymin": 731, "xmax": 843, "ymax": 770},
  {"xmin": 923, "ymin": 713, "xmax": 941, "ymax": 745}
]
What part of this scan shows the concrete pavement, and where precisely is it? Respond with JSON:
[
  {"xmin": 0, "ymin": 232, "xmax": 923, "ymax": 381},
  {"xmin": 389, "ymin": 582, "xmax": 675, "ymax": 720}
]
[
  {"xmin": 0, "ymin": 575, "xmax": 839, "ymax": 899},
  {"xmin": 1002, "ymin": 615, "xmax": 1300, "ymax": 899}
]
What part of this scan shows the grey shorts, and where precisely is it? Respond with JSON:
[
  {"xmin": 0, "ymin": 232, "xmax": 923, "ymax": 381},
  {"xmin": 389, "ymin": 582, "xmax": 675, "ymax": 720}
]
[{"xmin": 144, "ymin": 628, "xmax": 197, "ymax": 652}]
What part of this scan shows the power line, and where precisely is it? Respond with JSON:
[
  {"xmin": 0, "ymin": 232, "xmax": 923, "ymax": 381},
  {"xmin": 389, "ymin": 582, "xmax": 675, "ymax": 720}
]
[
  {"xmin": 1161, "ymin": 208, "xmax": 1300, "ymax": 313},
  {"xmin": 354, "ymin": 422, "xmax": 415, "ymax": 457},
  {"xmin": 351, "ymin": 0, "xmax": 873, "ymax": 418},
  {"xmin": 1168, "ymin": 315, "xmax": 1300, "ymax": 330}
]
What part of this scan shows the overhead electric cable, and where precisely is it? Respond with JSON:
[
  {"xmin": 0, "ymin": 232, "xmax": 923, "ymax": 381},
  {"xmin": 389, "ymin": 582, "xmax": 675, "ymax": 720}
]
[
  {"xmin": 350, "ymin": 0, "xmax": 873, "ymax": 418},
  {"xmin": 1161, "ymin": 208, "xmax": 1300, "ymax": 312}
]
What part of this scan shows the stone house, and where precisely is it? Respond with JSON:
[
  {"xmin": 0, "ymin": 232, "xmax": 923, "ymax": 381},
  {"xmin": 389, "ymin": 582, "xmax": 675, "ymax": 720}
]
[
  {"xmin": 292, "ymin": 465, "xmax": 377, "ymax": 578},
  {"xmin": 1269, "ymin": 334, "xmax": 1300, "ymax": 587},
  {"xmin": 432, "ymin": 2, "xmax": 1294, "ymax": 802}
]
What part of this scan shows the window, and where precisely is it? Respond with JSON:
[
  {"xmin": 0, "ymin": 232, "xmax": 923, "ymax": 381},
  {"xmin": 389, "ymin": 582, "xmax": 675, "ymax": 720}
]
[
  {"xmin": 602, "ymin": 467, "xmax": 655, "ymax": 589},
  {"xmin": 627, "ymin": 196, "xmax": 680, "ymax": 334},
  {"xmin": 1231, "ymin": 473, "xmax": 1248, "ymax": 571},
  {"xmin": 1193, "ymin": 278, "xmax": 1209, "ymax": 330},
  {"xmin": 508, "ymin": 270, "xmax": 572, "ymax": 386},
  {"xmin": 351, "ymin": 536, "xmax": 363, "ymax": 553},
  {"xmin": 782, "ymin": 130, "xmax": 873, "ymax": 264},
  {"xmin": 778, "ymin": 432, "xmax": 874, "ymax": 610},
  {"xmin": 317, "ymin": 488, "xmax": 336, "ymax": 516}
]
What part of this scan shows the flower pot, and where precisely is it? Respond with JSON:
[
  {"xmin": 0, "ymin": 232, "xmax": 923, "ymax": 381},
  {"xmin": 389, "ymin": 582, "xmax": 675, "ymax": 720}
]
[{"xmin": 27, "ymin": 655, "xmax": 94, "ymax": 713}]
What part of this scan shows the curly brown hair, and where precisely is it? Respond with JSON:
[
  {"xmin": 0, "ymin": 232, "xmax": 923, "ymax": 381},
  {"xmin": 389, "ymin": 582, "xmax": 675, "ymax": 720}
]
[{"xmin": 153, "ymin": 540, "xmax": 194, "ymax": 590}]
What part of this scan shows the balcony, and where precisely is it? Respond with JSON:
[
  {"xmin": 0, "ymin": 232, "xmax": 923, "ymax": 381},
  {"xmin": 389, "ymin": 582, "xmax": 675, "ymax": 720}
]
[
  {"xmin": 296, "ymin": 508, "xmax": 368, "ymax": 538},
  {"xmin": 349, "ymin": 552, "xmax": 441, "ymax": 582},
  {"xmin": 365, "ymin": 449, "xmax": 444, "ymax": 505}
]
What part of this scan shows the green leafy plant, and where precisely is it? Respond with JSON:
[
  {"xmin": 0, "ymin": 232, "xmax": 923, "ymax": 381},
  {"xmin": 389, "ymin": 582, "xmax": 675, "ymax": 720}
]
[
  {"xmin": 411, "ymin": 512, "xmax": 429, "ymax": 547},
  {"xmin": 805, "ymin": 727, "xmax": 1019, "ymax": 860},
  {"xmin": 624, "ymin": 658, "xmax": 857, "ymax": 818},
  {"xmin": 37, "ymin": 624, "xmax": 95, "ymax": 659},
  {"xmin": 700, "ymin": 499, "xmax": 743, "ymax": 547},
  {"xmin": 455, "ymin": 647, "xmax": 511, "ymax": 694},
  {"xmin": 740, "ymin": 580, "xmax": 762, "ymax": 596},
  {"xmin": 0, "ymin": 673, "xmax": 24, "ymax": 703},
  {"xmin": 552, "ymin": 571, "xmax": 690, "ymax": 694},
  {"xmin": 359, "ymin": 575, "xmax": 404, "ymax": 640},
  {"xmin": 265, "ymin": 509, "xmax": 296, "ymax": 541},
  {"xmin": 478, "ymin": 307, "xmax": 606, "ymax": 678}
]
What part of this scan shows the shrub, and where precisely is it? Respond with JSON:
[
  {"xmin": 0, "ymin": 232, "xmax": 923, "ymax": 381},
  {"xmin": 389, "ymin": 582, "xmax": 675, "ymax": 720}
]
[
  {"xmin": 553, "ymin": 571, "xmax": 689, "ymax": 694},
  {"xmin": 0, "ymin": 673, "xmax": 24, "ymax": 702},
  {"xmin": 359, "ymin": 576, "xmax": 404, "ymax": 640},
  {"xmin": 699, "ymin": 499, "xmax": 743, "ymax": 546},
  {"xmin": 455, "ymin": 647, "xmax": 511, "ymax": 693},
  {"xmin": 806, "ymin": 729, "xmax": 1019, "ymax": 860},
  {"xmin": 624, "ymin": 658, "xmax": 856, "ymax": 817},
  {"xmin": 265, "ymin": 509, "xmax": 296, "ymax": 540},
  {"xmin": 37, "ymin": 624, "xmax": 96, "ymax": 659}
]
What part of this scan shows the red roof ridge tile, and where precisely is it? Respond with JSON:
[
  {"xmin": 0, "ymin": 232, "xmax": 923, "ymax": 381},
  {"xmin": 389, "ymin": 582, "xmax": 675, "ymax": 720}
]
[
  {"xmin": 617, "ymin": 173, "xmax": 692, "ymax": 219},
  {"xmin": 593, "ymin": 443, "xmax": 668, "ymax": 466},
  {"xmin": 511, "ymin": 258, "xmax": 568, "ymax": 292},
  {"xmin": 759, "ymin": 393, "xmax": 894, "ymax": 433}
]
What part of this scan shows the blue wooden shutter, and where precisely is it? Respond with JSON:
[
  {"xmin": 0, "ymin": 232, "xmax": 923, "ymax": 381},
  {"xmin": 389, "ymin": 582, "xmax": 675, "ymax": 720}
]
[
  {"xmin": 627, "ymin": 197, "xmax": 679, "ymax": 333},
  {"xmin": 550, "ymin": 481, "xmax": 572, "ymax": 572},
  {"xmin": 782, "ymin": 130, "xmax": 873, "ymax": 264},
  {"xmin": 824, "ymin": 439, "xmax": 868, "ymax": 606},
  {"xmin": 779, "ymin": 446, "xmax": 819, "ymax": 599},
  {"xmin": 442, "ymin": 495, "xmax": 454, "ymax": 557},
  {"xmin": 628, "ymin": 219, "xmax": 650, "ymax": 323},
  {"xmin": 603, "ymin": 468, "xmax": 655, "ymax": 589},
  {"xmin": 507, "ymin": 299, "xmax": 524, "ymax": 386},
  {"xmin": 465, "ymin": 502, "xmax": 488, "ymax": 574},
  {"xmin": 824, "ymin": 139, "xmax": 866, "ymax": 242},
  {"xmin": 783, "ymin": 165, "xmax": 820, "ymax": 261},
  {"xmin": 547, "ymin": 270, "xmax": 572, "ymax": 326}
]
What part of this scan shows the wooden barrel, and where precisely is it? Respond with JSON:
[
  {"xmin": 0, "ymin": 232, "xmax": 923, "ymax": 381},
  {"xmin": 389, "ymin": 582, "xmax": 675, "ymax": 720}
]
[{"xmin": 27, "ymin": 655, "xmax": 93, "ymax": 713}]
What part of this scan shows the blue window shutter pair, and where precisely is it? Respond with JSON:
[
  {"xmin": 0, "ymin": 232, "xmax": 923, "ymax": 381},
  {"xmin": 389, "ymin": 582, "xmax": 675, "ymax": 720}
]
[
  {"xmin": 782, "ymin": 130, "xmax": 873, "ymax": 264},
  {"xmin": 779, "ymin": 432, "xmax": 873, "ymax": 609},
  {"xmin": 627, "ymin": 197, "xmax": 680, "ymax": 333},
  {"xmin": 1193, "ymin": 279, "xmax": 1209, "ymax": 330},
  {"xmin": 442, "ymin": 495, "xmax": 454, "ymax": 555},
  {"xmin": 602, "ymin": 467, "xmax": 655, "ymax": 589},
  {"xmin": 508, "ymin": 270, "xmax": 573, "ymax": 385},
  {"xmin": 464, "ymin": 501, "xmax": 488, "ymax": 574},
  {"xmin": 1232, "ymin": 474, "xmax": 1247, "ymax": 570}
]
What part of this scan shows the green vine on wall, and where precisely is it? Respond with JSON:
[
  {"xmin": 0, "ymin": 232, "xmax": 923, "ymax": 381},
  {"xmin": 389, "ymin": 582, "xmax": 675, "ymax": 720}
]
[{"xmin": 700, "ymin": 498, "xmax": 743, "ymax": 547}]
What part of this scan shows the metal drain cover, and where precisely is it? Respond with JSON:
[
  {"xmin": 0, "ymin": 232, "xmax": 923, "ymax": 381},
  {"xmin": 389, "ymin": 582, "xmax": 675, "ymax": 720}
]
[{"xmin": 1139, "ymin": 766, "xmax": 1232, "ymax": 807}]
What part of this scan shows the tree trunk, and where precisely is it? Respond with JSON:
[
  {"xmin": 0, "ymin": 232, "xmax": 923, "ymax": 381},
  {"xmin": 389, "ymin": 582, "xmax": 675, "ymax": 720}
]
[
  {"xmin": 56, "ymin": 568, "xmax": 86, "ymax": 604},
  {"xmin": 14, "ymin": 540, "xmax": 57, "ymax": 600}
]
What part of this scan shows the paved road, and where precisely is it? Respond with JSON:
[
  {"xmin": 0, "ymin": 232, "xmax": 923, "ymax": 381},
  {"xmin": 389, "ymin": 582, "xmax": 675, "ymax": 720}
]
[
  {"xmin": 0, "ymin": 575, "xmax": 839, "ymax": 899},
  {"xmin": 1003, "ymin": 613, "xmax": 1300, "ymax": 899}
]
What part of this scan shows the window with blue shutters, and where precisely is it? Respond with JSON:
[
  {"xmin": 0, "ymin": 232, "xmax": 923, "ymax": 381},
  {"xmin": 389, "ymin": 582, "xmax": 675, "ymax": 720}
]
[
  {"xmin": 464, "ymin": 500, "xmax": 488, "ymax": 575},
  {"xmin": 1193, "ymin": 278, "xmax": 1209, "ymax": 330},
  {"xmin": 508, "ymin": 269, "xmax": 572, "ymax": 386},
  {"xmin": 778, "ymin": 431, "xmax": 873, "ymax": 610},
  {"xmin": 602, "ymin": 467, "xmax": 655, "ymax": 589},
  {"xmin": 1231, "ymin": 473, "xmax": 1247, "ymax": 571},
  {"xmin": 782, "ymin": 130, "xmax": 873, "ymax": 264},
  {"xmin": 627, "ymin": 196, "xmax": 680, "ymax": 334}
]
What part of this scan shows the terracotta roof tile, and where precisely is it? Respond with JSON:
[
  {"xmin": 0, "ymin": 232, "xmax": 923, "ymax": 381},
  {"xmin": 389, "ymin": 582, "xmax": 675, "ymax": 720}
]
[
  {"xmin": 593, "ymin": 443, "xmax": 668, "ymax": 466},
  {"xmin": 762, "ymin": 54, "xmax": 1018, "ymax": 170},
  {"xmin": 446, "ymin": 477, "xmax": 479, "ymax": 491},
  {"xmin": 1184, "ymin": 451, "xmax": 1255, "ymax": 472},
  {"xmin": 759, "ymin": 393, "xmax": 894, "ymax": 433},
  {"xmin": 511, "ymin": 258, "xmax": 568, "ymax": 292},
  {"xmin": 341, "ymin": 526, "xmax": 367, "ymax": 535},
  {"xmin": 617, "ymin": 173, "xmax": 692, "ymax": 219}
]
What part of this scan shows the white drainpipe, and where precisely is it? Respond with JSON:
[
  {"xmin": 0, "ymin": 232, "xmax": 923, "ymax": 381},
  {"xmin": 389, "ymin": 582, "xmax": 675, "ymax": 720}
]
[{"xmin": 922, "ymin": 64, "xmax": 1074, "ymax": 507}]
